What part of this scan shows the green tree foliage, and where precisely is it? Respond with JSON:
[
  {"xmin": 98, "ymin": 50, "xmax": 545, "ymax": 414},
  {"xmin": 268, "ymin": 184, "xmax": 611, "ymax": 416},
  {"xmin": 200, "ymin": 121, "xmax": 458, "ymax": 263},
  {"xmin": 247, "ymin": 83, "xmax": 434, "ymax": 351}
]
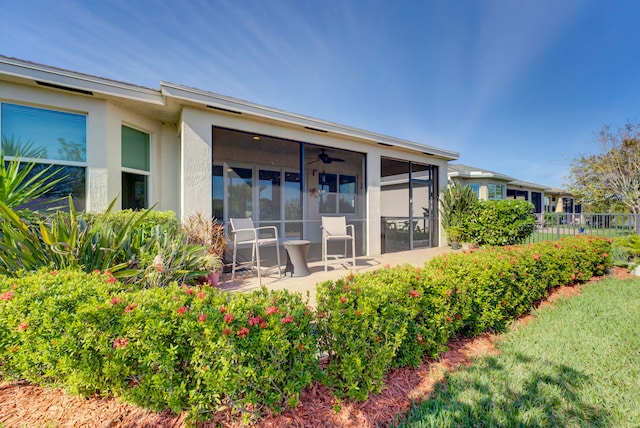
[{"xmin": 567, "ymin": 122, "xmax": 640, "ymax": 214}]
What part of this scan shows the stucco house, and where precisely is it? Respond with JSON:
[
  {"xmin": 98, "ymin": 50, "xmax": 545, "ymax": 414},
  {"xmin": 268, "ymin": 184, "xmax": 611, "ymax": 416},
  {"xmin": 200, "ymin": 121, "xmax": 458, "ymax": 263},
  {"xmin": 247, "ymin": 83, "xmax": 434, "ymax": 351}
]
[
  {"xmin": 0, "ymin": 55, "xmax": 459, "ymax": 261},
  {"xmin": 447, "ymin": 163, "xmax": 581, "ymax": 215}
]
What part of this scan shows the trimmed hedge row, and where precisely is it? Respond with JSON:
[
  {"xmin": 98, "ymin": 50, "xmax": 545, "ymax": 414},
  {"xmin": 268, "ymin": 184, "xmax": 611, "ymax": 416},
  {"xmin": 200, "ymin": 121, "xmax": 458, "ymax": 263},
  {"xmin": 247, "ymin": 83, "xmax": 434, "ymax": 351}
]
[
  {"xmin": 0, "ymin": 236, "xmax": 612, "ymax": 421},
  {"xmin": 0, "ymin": 271, "xmax": 317, "ymax": 423},
  {"xmin": 315, "ymin": 236, "xmax": 611, "ymax": 400}
]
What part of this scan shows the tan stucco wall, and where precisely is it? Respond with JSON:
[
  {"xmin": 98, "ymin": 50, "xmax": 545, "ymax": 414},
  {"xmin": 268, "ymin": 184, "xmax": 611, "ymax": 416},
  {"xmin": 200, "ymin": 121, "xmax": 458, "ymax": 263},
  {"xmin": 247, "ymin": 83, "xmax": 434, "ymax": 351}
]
[{"xmin": 0, "ymin": 81, "xmax": 175, "ymax": 213}]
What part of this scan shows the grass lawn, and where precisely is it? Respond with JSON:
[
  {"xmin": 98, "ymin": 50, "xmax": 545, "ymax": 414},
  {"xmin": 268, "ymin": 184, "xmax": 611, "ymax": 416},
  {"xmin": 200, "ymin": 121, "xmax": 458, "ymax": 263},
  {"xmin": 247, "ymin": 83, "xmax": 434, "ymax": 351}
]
[
  {"xmin": 528, "ymin": 228, "xmax": 634, "ymax": 243},
  {"xmin": 393, "ymin": 277, "xmax": 640, "ymax": 428}
]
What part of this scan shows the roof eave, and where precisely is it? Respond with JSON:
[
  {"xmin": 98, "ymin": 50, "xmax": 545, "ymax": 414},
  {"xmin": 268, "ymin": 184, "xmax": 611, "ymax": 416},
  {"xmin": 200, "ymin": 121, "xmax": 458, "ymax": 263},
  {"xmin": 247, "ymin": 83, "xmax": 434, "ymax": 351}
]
[
  {"xmin": 0, "ymin": 56, "xmax": 164, "ymax": 105},
  {"xmin": 161, "ymin": 82, "xmax": 459, "ymax": 161}
]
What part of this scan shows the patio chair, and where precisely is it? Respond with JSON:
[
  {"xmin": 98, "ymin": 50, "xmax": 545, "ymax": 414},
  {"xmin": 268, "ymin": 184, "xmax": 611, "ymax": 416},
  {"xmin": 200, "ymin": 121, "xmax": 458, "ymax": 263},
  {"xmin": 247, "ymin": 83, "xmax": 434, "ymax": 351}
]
[
  {"xmin": 230, "ymin": 218, "xmax": 282, "ymax": 285},
  {"xmin": 321, "ymin": 216, "xmax": 356, "ymax": 271}
]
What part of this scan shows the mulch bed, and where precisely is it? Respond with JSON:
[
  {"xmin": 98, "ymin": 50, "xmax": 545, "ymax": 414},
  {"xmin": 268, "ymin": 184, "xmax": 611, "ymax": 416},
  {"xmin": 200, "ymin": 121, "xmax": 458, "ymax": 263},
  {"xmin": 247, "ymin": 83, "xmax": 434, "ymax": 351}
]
[{"xmin": 0, "ymin": 267, "xmax": 635, "ymax": 427}]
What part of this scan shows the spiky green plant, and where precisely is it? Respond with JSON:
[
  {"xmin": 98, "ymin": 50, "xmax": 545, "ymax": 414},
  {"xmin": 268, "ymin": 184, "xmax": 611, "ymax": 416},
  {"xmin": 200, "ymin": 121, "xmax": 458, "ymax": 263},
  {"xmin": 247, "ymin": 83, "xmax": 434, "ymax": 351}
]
[
  {"xmin": 0, "ymin": 140, "xmax": 66, "ymax": 209},
  {"xmin": 0, "ymin": 196, "xmax": 150, "ymax": 278},
  {"xmin": 439, "ymin": 182, "xmax": 478, "ymax": 230}
]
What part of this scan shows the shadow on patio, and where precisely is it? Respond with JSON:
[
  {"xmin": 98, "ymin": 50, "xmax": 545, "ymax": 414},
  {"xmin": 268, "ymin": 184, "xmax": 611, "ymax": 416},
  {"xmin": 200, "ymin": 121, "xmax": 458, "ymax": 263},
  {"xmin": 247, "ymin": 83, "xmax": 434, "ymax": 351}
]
[{"xmin": 216, "ymin": 246, "xmax": 453, "ymax": 307}]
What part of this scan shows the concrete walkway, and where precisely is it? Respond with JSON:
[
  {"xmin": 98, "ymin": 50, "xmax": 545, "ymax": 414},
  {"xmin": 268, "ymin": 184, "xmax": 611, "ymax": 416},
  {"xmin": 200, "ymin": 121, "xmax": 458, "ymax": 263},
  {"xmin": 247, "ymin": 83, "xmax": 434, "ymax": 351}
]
[{"xmin": 216, "ymin": 246, "xmax": 453, "ymax": 307}]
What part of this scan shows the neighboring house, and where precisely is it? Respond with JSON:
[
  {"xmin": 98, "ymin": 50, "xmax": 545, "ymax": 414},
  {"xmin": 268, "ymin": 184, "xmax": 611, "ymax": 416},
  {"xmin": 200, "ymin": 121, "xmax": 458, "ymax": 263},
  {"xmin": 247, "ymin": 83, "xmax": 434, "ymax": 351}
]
[
  {"xmin": 448, "ymin": 164, "xmax": 581, "ymax": 215},
  {"xmin": 0, "ymin": 55, "xmax": 459, "ymax": 259}
]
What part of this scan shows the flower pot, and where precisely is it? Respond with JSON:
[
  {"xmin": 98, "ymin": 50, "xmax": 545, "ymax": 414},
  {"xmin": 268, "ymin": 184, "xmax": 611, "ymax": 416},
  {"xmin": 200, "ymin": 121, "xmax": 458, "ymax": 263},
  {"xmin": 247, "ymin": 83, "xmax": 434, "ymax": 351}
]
[
  {"xmin": 206, "ymin": 271, "xmax": 220, "ymax": 287},
  {"xmin": 451, "ymin": 241, "xmax": 460, "ymax": 250}
]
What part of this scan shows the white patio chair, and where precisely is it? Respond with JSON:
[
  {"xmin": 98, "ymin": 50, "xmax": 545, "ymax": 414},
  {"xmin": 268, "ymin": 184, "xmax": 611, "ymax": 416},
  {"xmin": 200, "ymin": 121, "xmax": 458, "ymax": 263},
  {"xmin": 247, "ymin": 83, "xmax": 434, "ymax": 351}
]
[
  {"xmin": 230, "ymin": 218, "xmax": 282, "ymax": 285},
  {"xmin": 321, "ymin": 216, "xmax": 356, "ymax": 271}
]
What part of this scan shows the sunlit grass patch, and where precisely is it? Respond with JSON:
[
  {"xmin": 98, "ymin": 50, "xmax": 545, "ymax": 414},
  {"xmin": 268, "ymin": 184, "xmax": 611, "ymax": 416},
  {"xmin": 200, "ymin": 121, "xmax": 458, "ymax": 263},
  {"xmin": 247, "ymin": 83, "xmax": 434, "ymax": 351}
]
[{"xmin": 394, "ymin": 277, "xmax": 640, "ymax": 428}]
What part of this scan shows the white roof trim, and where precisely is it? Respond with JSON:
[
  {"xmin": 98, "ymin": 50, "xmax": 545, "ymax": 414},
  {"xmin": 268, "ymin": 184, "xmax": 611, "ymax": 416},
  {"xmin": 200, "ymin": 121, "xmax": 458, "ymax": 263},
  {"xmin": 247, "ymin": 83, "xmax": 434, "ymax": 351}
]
[
  {"xmin": 0, "ymin": 56, "xmax": 459, "ymax": 160},
  {"xmin": 161, "ymin": 82, "xmax": 459, "ymax": 161},
  {"xmin": 449, "ymin": 171, "xmax": 515, "ymax": 181},
  {"xmin": 0, "ymin": 56, "xmax": 164, "ymax": 105}
]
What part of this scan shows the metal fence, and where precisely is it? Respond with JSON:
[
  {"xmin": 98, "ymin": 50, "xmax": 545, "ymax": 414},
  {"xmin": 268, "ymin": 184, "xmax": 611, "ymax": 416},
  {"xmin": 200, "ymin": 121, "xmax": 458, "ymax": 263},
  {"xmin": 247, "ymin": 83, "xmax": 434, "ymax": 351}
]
[{"xmin": 527, "ymin": 212, "xmax": 639, "ymax": 243}]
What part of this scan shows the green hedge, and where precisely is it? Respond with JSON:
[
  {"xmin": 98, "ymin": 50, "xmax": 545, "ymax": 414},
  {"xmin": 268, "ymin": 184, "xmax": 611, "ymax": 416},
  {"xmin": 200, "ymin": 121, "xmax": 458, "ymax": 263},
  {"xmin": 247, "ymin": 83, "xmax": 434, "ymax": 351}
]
[
  {"xmin": 0, "ymin": 236, "xmax": 612, "ymax": 420},
  {"xmin": 316, "ymin": 236, "xmax": 611, "ymax": 400},
  {"xmin": 82, "ymin": 209, "xmax": 181, "ymax": 241},
  {"xmin": 0, "ymin": 270, "xmax": 317, "ymax": 423},
  {"xmin": 464, "ymin": 199, "xmax": 536, "ymax": 246}
]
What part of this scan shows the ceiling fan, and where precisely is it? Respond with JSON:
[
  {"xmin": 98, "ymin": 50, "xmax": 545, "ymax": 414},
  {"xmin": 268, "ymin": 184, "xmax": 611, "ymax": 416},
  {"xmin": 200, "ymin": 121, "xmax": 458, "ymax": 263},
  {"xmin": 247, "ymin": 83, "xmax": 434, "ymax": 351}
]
[{"xmin": 307, "ymin": 149, "xmax": 345, "ymax": 165}]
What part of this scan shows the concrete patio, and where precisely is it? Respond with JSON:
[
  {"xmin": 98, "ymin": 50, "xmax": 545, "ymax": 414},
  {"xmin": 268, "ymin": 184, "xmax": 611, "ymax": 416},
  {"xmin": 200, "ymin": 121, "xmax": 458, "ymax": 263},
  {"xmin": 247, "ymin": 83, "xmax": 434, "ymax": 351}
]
[{"xmin": 216, "ymin": 246, "xmax": 453, "ymax": 307}]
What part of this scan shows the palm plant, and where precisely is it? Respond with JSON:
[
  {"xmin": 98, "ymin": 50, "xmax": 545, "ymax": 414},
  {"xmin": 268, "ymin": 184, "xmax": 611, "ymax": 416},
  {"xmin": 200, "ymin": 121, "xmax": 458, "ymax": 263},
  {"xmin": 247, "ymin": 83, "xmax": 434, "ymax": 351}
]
[{"xmin": 439, "ymin": 182, "xmax": 478, "ymax": 229}]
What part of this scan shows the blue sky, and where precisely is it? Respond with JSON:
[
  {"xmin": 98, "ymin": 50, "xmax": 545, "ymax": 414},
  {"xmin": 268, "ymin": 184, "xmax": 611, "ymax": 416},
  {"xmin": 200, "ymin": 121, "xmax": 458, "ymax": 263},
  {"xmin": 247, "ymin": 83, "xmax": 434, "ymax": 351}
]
[{"xmin": 2, "ymin": 0, "xmax": 639, "ymax": 189}]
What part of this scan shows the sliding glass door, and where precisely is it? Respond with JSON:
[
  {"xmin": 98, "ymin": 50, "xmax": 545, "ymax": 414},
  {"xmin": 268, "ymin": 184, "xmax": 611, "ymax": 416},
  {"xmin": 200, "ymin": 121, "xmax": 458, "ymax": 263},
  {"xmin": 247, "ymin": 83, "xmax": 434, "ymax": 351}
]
[{"xmin": 380, "ymin": 157, "xmax": 438, "ymax": 253}]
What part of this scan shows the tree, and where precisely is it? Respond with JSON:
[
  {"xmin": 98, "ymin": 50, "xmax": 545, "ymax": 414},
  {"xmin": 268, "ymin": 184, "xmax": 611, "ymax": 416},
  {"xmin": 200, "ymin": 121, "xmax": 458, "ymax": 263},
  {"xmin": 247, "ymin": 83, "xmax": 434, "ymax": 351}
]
[{"xmin": 567, "ymin": 122, "xmax": 640, "ymax": 215}]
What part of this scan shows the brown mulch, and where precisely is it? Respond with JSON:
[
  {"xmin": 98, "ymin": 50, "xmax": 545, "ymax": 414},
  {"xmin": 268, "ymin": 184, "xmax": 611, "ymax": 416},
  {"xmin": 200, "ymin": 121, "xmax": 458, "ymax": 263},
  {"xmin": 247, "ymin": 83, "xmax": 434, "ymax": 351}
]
[{"xmin": 1, "ymin": 267, "xmax": 635, "ymax": 427}]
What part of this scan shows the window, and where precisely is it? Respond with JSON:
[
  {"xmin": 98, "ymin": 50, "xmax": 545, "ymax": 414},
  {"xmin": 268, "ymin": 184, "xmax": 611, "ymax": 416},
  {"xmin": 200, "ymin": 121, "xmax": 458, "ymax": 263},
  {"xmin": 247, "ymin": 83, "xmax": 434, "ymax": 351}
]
[
  {"xmin": 121, "ymin": 125, "xmax": 150, "ymax": 210},
  {"xmin": 284, "ymin": 172, "xmax": 302, "ymax": 237},
  {"xmin": 319, "ymin": 173, "xmax": 356, "ymax": 214},
  {"xmin": 531, "ymin": 192, "xmax": 542, "ymax": 213},
  {"xmin": 487, "ymin": 184, "xmax": 504, "ymax": 200},
  {"xmin": 507, "ymin": 189, "xmax": 528, "ymax": 201},
  {"xmin": 1, "ymin": 103, "xmax": 87, "ymax": 209},
  {"xmin": 469, "ymin": 183, "xmax": 480, "ymax": 198},
  {"xmin": 212, "ymin": 165, "xmax": 224, "ymax": 220}
]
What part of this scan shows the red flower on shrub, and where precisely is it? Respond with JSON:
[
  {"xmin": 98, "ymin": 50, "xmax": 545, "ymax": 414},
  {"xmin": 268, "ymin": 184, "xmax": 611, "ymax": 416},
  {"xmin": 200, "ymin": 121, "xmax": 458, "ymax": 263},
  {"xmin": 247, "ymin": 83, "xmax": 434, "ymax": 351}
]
[
  {"xmin": 281, "ymin": 314, "xmax": 294, "ymax": 324},
  {"xmin": 409, "ymin": 290, "xmax": 420, "ymax": 298},
  {"xmin": 177, "ymin": 306, "xmax": 188, "ymax": 315},
  {"xmin": 265, "ymin": 306, "xmax": 278, "ymax": 315},
  {"xmin": 222, "ymin": 328, "xmax": 232, "ymax": 336},
  {"xmin": 106, "ymin": 276, "xmax": 117, "ymax": 284},
  {"xmin": 455, "ymin": 314, "xmax": 461, "ymax": 320},
  {"xmin": 1, "ymin": 291, "xmax": 14, "ymax": 301},
  {"xmin": 124, "ymin": 303, "xmax": 137, "ymax": 313},
  {"xmin": 17, "ymin": 322, "xmax": 28, "ymax": 331},
  {"xmin": 259, "ymin": 320, "xmax": 267, "ymax": 329},
  {"xmin": 185, "ymin": 288, "xmax": 194, "ymax": 295},
  {"xmin": 340, "ymin": 296, "xmax": 347, "ymax": 304},
  {"xmin": 237, "ymin": 327, "xmax": 250, "ymax": 338},
  {"xmin": 532, "ymin": 254, "xmax": 541, "ymax": 261},
  {"xmin": 601, "ymin": 253, "xmax": 608, "ymax": 259},
  {"xmin": 50, "ymin": 270, "xmax": 59, "ymax": 275},
  {"xmin": 224, "ymin": 313, "xmax": 235, "ymax": 323},
  {"xmin": 298, "ymin": 343, "xmax": 305, "ymax": 351},
  {"xmin": 249, "ymin": 315, "xmax": 264, "ymax": 326},
  {"xmin": 92, "ymin": 269, "xmax": 101, "ymax": 274},
  {"xmin": 113, "ymin": 337, "xmax": 128, "ymax": 348},
  {"xmin": 198, "ymin": 313, "xmax": 207, "ymax": 323},
  {"xmin": 446, "ymin": 316, "xmax": 452, "ymax": 323},
  {"xmin": 219, "ymin": 306, "xmax": 227, "ymax": 314},
  {"xmin": 355, "ymin": 310, "xmax": 362, "ymax": 316},
  {"xmin": 110, "ymin": 297, "xmax": 122, "ymax": 305},
  {"xmin": 375, "ymin": 336, "xmax": 381, "ymax": 343},
  {"xmin": 197, "ymin": 291, "xmax": 206, "ymax": 299}
]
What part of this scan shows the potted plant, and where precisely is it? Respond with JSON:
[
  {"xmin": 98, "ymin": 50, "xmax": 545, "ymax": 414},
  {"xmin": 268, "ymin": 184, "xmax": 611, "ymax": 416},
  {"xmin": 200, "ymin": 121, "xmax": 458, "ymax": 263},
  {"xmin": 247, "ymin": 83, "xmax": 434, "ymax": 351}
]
[
  {"xmin": 183, "ymin": 213, "xmax": 228, "ymax": 285},
  {"xmin": 201, "ymin": 252, "xmax": 223, "ymax": 286},
  {"xmin": 445, "ymin": 225, "xmax": 464, "ymax": 250}
]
